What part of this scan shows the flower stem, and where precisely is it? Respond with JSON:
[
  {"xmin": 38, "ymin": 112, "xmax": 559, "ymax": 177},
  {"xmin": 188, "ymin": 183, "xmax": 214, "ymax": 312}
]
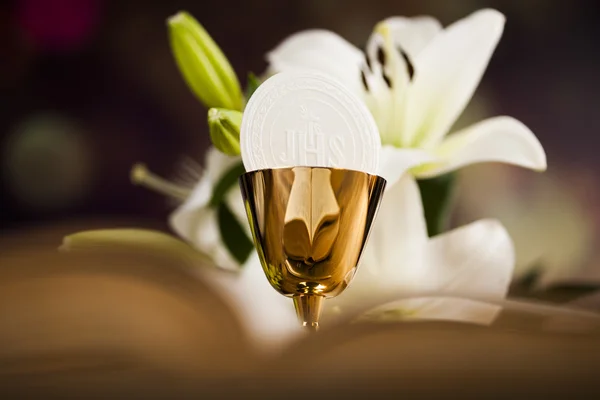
[{"xmin": 130, "ymin": 163, "xmax": 192, "ymax": 200}]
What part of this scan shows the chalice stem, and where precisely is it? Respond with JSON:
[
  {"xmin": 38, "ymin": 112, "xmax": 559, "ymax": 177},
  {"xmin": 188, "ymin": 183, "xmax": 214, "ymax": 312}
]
[{"xmin": 293, "ymin": 294, "xmax": 323, "ymax": 331}]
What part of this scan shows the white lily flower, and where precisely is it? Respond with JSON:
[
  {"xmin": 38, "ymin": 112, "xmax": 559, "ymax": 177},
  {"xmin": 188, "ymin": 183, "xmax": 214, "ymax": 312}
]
[
  {"xmin": 169, "ymin": 148, "xmax": 250, "ymax": 271},
  {"xmin": 131, "ymin": 147, "xmax": 252, "ymax": 271},
  {"xmin": 202, "ymin": 164, "xmax": 516, "ymax": 344},
  {"xmin": 128, "ymin": 148, "xmax": 515, "ymax": 348},
  {"xmin": 324, "ymin": 173, "xmax": 514, "ymax": 324},
  {"xmin": 118, "ymin": 8, "xmax": 534, "ymax": 349},
  {"xmin": 267, "ymin": 8, "xmax": 546, "ymax": 178}
]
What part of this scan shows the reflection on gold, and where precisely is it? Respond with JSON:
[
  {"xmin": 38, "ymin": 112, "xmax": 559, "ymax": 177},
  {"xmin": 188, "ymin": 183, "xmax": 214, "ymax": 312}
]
[{"xmin": 239, "ymin": 167, "xmax": 386, "ymax": 330}]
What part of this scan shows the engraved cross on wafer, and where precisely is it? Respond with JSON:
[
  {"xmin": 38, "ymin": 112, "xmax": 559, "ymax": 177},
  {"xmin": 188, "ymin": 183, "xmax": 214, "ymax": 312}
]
[{"xmin": 280, "ymin": 104, "xmax": 326, "ymax": 166}]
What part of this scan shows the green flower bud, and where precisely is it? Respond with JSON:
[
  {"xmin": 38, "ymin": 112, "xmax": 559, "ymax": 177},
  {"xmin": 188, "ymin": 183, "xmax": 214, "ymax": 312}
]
[
  {"xmin": 208, "ymin": 108, "xmax": 242, "ymax": 155},
  {"xmin": 168, "ymin": 11, "xmax": 243, "ymax": 111}
]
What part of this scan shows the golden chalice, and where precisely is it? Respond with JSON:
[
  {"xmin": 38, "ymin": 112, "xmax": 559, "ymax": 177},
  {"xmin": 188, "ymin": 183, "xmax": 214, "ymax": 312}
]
[{"xmin": 239, "ymin": 167, "xmax": 386, "ymax": 330}]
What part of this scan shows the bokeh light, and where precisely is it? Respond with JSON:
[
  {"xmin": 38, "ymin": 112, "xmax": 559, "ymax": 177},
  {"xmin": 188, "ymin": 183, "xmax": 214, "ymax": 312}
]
[{"xmin": 3, "ymin": 113, "xmax": 92, "ymax": 211}]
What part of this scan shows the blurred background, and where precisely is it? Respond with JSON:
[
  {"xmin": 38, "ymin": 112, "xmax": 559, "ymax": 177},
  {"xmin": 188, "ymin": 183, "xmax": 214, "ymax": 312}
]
[
  {"xmin": 1, "ymin": 0, "xmax": 600, "ymax": 395},
  {"xmin": 1, "ymin": 0, "xmax": 600, "ymax": 283}
]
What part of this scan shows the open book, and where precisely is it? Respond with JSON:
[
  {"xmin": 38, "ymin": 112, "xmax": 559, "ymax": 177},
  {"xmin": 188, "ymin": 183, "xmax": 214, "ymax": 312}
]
[{"xmin": 1, "ymin": 223, "xmax": 600, "ymax": 397}]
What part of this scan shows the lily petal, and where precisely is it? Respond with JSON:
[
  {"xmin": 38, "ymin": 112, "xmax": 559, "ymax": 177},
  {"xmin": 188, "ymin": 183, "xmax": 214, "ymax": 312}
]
[
  {"xmin": 170, "ymin": 148, "xmax": 247, "ymax": 270},
  {"xmin": 363, "ymin": 31, "xmax": 397, "ymax": 144},
  {"xmin": 378, "ymin": 145, "xmax": 436, "ymax": 187},
  {"xmin": 327, "ymin": 218, "xmax": 513, "ymax": 322},
  {"xmin": 173, "ymin": 205, "xmax": 242, "ymax": 271},
  {"xmin": 204, "ymin": 146, "xmax": 244, "ymax": 184},
  {"xmin": 414, "ymin": 116, "xmax": 546, "ymax": 179},
  {"xmin": 405, "ymin": 9, "xmax": 506, "ymax": 147},
  {"xmin": 380, "ymin": 16, "xmax": 442, "ymax": 59},
  {"xmin": 357, "ymin": 296, "xmax": 502, "ymax": 325},
  {"xmin": 195, "ymin": 256, "xmax": 301, "ymax": 351},
  {"xmin": 366, "ymin": 175, "xmax": 429, "ymax": 270},
  {"xmin": 366, "ymin": 16, "xmax": 442, "ymax": 146},
  {"xmin": 423, "ymin": 219, "xmax": 514, "ymax": 301},
  {"xmin": 266, "ymin": 30, "xmax": 365, "ymax": 95},
  {"xmin": 326, "ymin": 175, "xmax": 429, "ymax": 316}
]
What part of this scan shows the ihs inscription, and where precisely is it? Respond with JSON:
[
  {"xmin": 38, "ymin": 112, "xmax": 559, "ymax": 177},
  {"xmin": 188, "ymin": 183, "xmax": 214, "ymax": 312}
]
[{"xmin": 279, "ymin": 105, "xmax": 345, "ymax": 168}]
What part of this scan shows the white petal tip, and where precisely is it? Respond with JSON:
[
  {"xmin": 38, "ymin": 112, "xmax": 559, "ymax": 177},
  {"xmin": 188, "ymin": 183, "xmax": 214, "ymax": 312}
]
[
  {"xmin": 453, "ymin": 217, "xmax": 515, "ymax": 268},
  {"xmin": 501, "ymin": 116, "xmax": 548, "ymax": 172},
  {"xmin": 524, "ymin": 152, "xmax": 547, "ymax": 172},
  {"xmin": 533, "ymin": 145, "xmax": 548, "ymax": 172},
  {"xmin": 534, "ymin": 163, "xmax": 548, "ymax": 172},
  {"xmin": 476, "ymin": 218, "xmax": 509, "ymax": 234},
  {"xmin": 474, "ymin": 8, "xmax": 506, "ymax": 24},
  {"xmin": 167, "ymin": 11, "xmax": 187, "ymax": 25},
  {"xmin": 526, "ymin": 144, "xmax": 547, "ymax": 172}
]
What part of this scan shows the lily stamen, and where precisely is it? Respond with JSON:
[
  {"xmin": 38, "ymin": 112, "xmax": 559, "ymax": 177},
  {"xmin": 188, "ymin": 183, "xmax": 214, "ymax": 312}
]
[
  {"xmin": 360, "ymin": 69, "xmax": 369, "ymax": 91},
  {"xmin": 397, "ymin": 46, "xmax": 414, "ymax": 80},
  {"xmin": 364, "ymin": 53, "xmax": 372, "ymax": 72},
  {"xmin": 376, "ymin": 46, "xmax": 386, "ymax": 66},
  {"xmin": 131, "ymin": 163, "xmax": 192, "ymax": 200},
  {"xmin": 382, "ymin": 73, "xmax": 392, "ymax": 89}
]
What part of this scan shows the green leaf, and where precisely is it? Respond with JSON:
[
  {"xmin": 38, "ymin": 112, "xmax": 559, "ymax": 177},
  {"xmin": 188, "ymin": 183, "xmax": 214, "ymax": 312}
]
[
  {"xmin": 209, "ymin": 161, "xmax": 246, "ymax": 208},
  {"xmin": 208, "ymin": 160, "xmax": 253, "ymax": 266},
  {"xmin": 245, "ymin": 72, "xmax": 261, "ymax": 101},
  {"xmin": 417, "ymin": 172, "xmax": 456, "ymax": 237},
  {"xmin": 217, "ymin": 202, "xmax": 254, "ymax": 265},
  {"xmin": 514, "ymin": 265, "xmax": 543, "ymax": 290}
]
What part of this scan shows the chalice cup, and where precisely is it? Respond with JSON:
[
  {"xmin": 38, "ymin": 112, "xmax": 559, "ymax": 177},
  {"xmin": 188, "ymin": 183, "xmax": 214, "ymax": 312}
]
[{"xmin": 239, "ymin": 167, "xmax": 386, "ymax": 331}]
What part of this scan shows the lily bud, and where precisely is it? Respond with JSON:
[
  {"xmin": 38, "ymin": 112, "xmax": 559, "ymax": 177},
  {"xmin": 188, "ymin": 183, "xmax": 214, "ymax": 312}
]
[
  {"xmin": 208, "ymin": 108, "xmax": 242, "ymax": 155},
  {"xmin": 168, "ymin": 11, "xmax": 243, "ymax": 111}
]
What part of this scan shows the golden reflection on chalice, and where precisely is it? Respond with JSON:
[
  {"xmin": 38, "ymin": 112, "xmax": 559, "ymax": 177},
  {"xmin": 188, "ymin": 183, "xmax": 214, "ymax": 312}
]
[{"xmin": 239, "ymin": 167, "xmax": 386, "ymax": 330}]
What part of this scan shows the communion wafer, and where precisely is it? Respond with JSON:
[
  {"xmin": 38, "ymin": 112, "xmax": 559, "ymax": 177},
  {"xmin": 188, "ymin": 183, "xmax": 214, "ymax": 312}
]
[{"xmin": 240, "ymin": 71, "xmax": 381, "ymax": 174}]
